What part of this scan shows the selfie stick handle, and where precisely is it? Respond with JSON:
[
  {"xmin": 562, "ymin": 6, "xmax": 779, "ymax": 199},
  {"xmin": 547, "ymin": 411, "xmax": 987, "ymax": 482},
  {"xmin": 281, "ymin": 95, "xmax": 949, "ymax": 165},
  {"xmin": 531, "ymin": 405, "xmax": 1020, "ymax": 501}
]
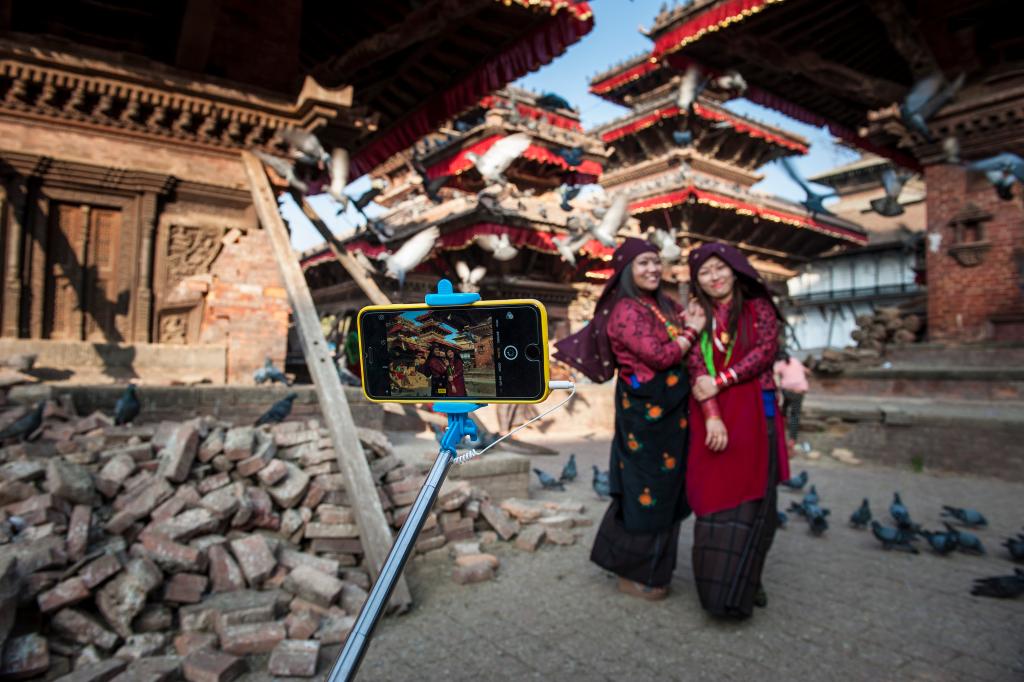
[{"xmin": 327, "ymin": 280, "xmax": 480, "ymax": 682}]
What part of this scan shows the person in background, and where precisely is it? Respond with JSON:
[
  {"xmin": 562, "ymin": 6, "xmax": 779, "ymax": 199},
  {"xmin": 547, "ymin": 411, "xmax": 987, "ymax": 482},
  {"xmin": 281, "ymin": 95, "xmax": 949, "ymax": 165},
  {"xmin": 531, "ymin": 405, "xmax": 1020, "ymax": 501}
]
[
  {"xmin": 773, "ymin": 349, "xmax": 810, "ymax": 450},
  {"xmin": 686, "ymin": 242, "xmax": 790, "ymax": 619},
  {"xmin": 555, "ymin": 238, "xmax": 706, "ymax": 601}
]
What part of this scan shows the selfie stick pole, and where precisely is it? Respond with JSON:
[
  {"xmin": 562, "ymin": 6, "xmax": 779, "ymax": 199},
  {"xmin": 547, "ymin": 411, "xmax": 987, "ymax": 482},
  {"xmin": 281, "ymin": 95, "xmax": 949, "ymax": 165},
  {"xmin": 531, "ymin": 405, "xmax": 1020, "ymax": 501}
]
[{"xmin": 326, "ymin": 279, "xmax": 482, "ymax": 682}]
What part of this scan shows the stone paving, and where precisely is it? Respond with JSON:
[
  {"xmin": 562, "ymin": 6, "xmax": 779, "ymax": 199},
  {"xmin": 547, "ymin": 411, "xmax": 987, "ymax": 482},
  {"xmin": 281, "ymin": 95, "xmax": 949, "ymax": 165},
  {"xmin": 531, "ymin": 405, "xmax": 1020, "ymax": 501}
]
[{"xmin": 332, "ymin": 432, "xmax": 1024, "ymax": 681}]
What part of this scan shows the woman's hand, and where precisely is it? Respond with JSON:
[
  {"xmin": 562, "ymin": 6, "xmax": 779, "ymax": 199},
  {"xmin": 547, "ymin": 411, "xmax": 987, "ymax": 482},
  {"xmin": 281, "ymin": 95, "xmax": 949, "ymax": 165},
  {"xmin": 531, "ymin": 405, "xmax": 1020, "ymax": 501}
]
[
  {"xmin": 705, "ymin": 417, "xmax": 728, "ymax": 452},
  {"xmin": 685, "ymin": 299, "xmax": 706, "ymax": 333},
  {"xmin": 693, "ymin": 374, "xmax": 719, "ymax": 401}
]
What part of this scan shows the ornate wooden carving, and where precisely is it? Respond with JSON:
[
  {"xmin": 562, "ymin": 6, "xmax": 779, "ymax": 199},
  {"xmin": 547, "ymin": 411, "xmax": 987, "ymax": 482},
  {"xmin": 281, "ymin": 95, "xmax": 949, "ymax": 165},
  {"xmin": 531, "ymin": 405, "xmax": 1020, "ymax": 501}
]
[{"xmin": 165, "ymin": 225, "xmax": 224, "ymax": 290}]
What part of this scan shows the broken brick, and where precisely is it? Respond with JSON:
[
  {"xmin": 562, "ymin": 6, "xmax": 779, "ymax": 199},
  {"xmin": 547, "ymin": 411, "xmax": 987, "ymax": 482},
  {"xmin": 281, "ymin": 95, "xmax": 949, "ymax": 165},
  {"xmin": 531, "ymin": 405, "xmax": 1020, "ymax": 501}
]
[{"xmin": 268, "ymin": 639, "xmax": 320, "ymax": 678}]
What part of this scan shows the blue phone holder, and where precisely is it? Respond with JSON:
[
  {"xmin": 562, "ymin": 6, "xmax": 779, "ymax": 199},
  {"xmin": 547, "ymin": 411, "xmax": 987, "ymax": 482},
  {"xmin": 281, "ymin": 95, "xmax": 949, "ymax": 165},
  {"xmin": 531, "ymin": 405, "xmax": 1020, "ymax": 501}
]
[{"xmin": 328, "ymin": 279, "xmax": 485, "ymax": 682}]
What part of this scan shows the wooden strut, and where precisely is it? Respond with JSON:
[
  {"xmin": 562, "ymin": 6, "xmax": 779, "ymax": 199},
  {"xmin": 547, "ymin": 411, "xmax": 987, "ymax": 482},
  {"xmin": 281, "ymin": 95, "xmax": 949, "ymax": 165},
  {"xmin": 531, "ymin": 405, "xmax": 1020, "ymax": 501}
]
[
  {"xmin": 241, "ymin": 151, "xmax": 411, "ymax": 610},
  {"xmin": 290, "ymin": 192, "xmax": 392, "ymax": 306}
]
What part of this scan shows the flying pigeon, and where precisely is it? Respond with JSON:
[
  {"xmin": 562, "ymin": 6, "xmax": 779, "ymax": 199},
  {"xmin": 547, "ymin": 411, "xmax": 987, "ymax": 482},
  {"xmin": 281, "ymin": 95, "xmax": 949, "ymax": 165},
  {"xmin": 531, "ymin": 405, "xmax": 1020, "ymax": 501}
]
[
  {"xmin": 0, "ymin": 401, "xmax": 45, "ymax": 441},
  {"xmin": 254, "ymin": 357, "xmax": 289, "ymax": 386},
  {"xmin": 712, "ymin": 70, "xmax": 747, "ymax": 94},
  {"xmin": 281, "ymin": 128, "xmax": 329, "ymax": 166},
  {"xmin": 676, "ymin": 64, "xmax": 709, "ymax": 113},
  {"xmin": 255, "ymin": 393, "xmax": 297, "ymax": 426},
  {"xmin": 779, "ymin": 471, "xmax": 808, "ymax": 491},
  {"xmin": 589, "ymin": 194, "xmax": 628, "ymax": 247},
  {"xmin": 114, "ymin": 384, "xmax": 140, "ymax": 426},
  {"xmin": 326, "ymin": 147, "xmax": 350, "ymax": 207},
  {"xmin": 353, "ymin": 179, "xmax": 387, "ymax": 212},
  {"xmin": 942, "ymin": 136, "xmax": 961, "ymax": 165},
  {"xmin": 533, "ymin": 468, "xmax": 565, "ymax": 491},
  {"xmin": 553, "ymin": 233, "xmax": 590, "ymax": 267},
  {"xmin": 941, "ymin": 505, "xmax": 988, "ymax": 527},
  {"xmin": 779, "ymin": 157, "xmax": 836, "ymax": 215},
  {"xmin": 849, "ymin": 498, "xmax": 871, "ymax": 528},
  {"xmin": 410, "ymin": 154, "xmax": 451, "ymax": 204},
  {"xmin": 255, "ymin": 151, "xmax": 309, "ymax": 194},
  {"xmin": 559, "ymin": 454, "xmax": 577, "ymax": 483},
  {"xmin": 466, "ymin": 133, "xmax": 531, "ymax": 186},
  {"xmin": 384, "ymin": 226, "xmax": 440, "ymax": 286},
  {"xmin": 1003, "ymin": 532, "xmax": 1024, "ymax": 561},
  {"xmin": 557, "ymin": 147, "xmax": 584, "ymax": 168},
  {"xmin": 870, "ymin": 521, "xmax": 918, "ymax": 553},
  {"xmin": 965, "ymin": 153, "xmax": 1024, "ymax": 201},
  {"xmin": 944, "ymin": 522, "xmax": 985, "ymax": 555},
  {"xmin": 455, "ymin": 261, "xmax": 486, "ymax": 293},
  {"xmin": 592, "ymin": 465, "xmax": 611, "ymax": 499},
  {"xmin": 900, "ymin": 72, "xmax": 964, "ymax": 141},
  {"xmin": 475, "ymin": 233, "xmax": 519, "ymax": 262},
  {"xmin": 919, "ymin": 528, "xmax": 959, "ymax": 555},
  {"xmin": 559, "ymin": 184, "xmax": 581, "ymax": 212},
  {"xmin": 649, "ymin": 228, "xmax": 681, "ymax": 262},
  {"xmin": 971, "ymin": 568, "xmax": 1024, "ymax": 599},
  {"xmin": 535, "ymin": 92, "xmax": 572, "ymax": 112},
  {"xmin": 869, "ymin": 168, "xmax": 911, "ymax": 217}
]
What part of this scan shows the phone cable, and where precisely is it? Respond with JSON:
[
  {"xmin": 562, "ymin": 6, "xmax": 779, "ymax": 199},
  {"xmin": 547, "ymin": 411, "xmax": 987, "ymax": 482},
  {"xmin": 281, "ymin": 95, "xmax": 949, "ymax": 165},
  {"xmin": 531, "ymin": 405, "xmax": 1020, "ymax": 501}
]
[{"xmin": 452, "ymin": 384, "xmax": 576, "ymax": 465}]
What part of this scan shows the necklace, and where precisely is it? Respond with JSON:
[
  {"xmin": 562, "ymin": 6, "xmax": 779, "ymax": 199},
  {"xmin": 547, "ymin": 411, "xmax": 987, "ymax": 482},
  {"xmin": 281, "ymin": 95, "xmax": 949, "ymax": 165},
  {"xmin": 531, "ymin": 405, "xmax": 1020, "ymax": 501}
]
[{"xmin": 637, "ymin": 299, "xmax": 680, "ymax": 339}]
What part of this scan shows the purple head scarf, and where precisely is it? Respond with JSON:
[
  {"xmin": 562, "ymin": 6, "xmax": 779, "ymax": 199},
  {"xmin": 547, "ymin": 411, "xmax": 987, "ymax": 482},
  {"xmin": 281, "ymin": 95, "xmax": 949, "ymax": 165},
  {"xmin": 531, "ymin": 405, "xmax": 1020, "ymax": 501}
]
[
  {"xmin": 553, "ymin": 238, "xmax": 659, "ymax": 383},
  {"xmin": 687, "ymin": 242, "xmax": 767, "ymax": 297}
]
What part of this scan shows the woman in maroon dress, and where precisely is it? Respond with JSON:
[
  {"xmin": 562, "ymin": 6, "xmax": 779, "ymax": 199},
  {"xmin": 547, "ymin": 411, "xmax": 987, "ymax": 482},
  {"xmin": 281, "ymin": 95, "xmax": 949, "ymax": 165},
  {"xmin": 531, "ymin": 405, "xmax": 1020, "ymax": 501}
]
[
  {"xmin": 685, "ymin": 242, "xmax": 790, "ymax": 619},
  {"xmin": 417, "ymin": 345, "xmax": 449, "ymax": 397},
  {"xmin": 555, "ymin": 238, "xmax": 706, "ymax": 600},
  {"xmin": 445, "ymin": 348, "xmax": 467, "ymax": 397}
]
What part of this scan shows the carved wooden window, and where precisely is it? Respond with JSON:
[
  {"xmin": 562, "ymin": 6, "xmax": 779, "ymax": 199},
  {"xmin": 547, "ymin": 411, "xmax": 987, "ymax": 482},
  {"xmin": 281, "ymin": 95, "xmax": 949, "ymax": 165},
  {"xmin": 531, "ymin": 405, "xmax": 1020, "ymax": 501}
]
[{"xmin": 947, "ymin": 203, "xmax": 992, "ymax": 267}]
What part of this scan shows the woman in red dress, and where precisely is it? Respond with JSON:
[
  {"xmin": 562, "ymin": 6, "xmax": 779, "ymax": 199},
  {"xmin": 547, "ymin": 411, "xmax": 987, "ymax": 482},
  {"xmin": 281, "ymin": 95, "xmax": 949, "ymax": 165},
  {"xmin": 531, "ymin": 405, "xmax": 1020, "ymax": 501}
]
[
  {"xmin": 685, "ymin": 242, "xmax": 790, "ymax": 619},
  {"xmin": 445, "ymin": 348, "xmax": 467, "ymax": 397}
]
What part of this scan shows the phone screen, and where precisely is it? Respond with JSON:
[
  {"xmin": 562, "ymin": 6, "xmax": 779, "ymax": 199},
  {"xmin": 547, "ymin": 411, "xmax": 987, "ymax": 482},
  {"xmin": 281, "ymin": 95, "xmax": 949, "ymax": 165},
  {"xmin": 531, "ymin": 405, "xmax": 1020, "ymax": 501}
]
[{"xmin": 358, "ymin": 302, "xmax": 548, "ymax": 402}]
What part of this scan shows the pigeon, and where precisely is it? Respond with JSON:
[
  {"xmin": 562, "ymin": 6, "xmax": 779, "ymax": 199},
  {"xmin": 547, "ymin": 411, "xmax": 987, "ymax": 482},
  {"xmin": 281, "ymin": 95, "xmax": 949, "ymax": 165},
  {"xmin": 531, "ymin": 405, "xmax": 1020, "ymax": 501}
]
[
  {"xmin": 114, "ymin": 384, "xmax": 140, "ymax": 426},
  {"xmin": 454, "ymin": 120, "xmax": 473, "ymax": 133},
  {"xmin": 806, "ymin": 504, "xmax": 830, "ymax": 536},
  {"xmin": 553, "ymin": 233, "xmax": 590, "ymax": 267},
  {"xmin": 557, "ymin": 146, "xmax": 584, "ymax": 168},
  {"xmin": 559, "ymin": 183, "xmax": 581, "ymax": 212},
  {"xmin": 533, "ymin": 468, "xmax": 565, "ymax": 491},
  {"xmin": 942, "ymin": 136, "xmax": 961, "ymax": 165},
  {"xmin": 779, "ymin": 471, "xmax": 808, "ymax": 491},
  {"xmin": 941, "ymin": 505, "xmax": 988, "ymax": 527},
  {"xmin": 337, "ymin": 364, "xmax": 361, "ymax": 387},
  {"xmin": 900, "ymin": 72, "xmax": 964, "ymax": 141},
  {"xmin": 779, "ymin": 157, "xmax": 836, "ymax": 215},
  {"xmin": 649, "ymin": 228, "xmax": 681, "ymax": 262},
  {"xmin": 776, "ymin": 510, "xmax": 788, "ymax": 529},
  {"xmin": 466, "ymin": 133, "xmax": 531, "ymax": 186},
  {"xmin": 589, "ymin": 194, "xmax": 628, "ymax": 247},
  {"xmin": 535, "ymin": 92, "xmax": 572, "ymax": 112},
  {"xmin": 255, "ymin": 151, "xmax": 309, "ymax": 194},
  {"xmin": 455, "ymin": 261, "xmax": 486, "ymax": 293},
  {"xmin": 384, "ymin": 226, "xmax": 440, "ymax": 286},
  {"xmin": 676, "ymin": 64, "xmax": 709, "ymax": 113},
  {"xmin": 353, "ymin": 179, "xmax": 386, "ymax": 212},
  {"xmin": 365, "ymin": 218, "xmax": 395, "ymax": 243},
  {"xmin": 919, "ymin": 528, "xmax": 960, "ymax": 555},
  {"xmin": 712, "ymin": 70, "xmax": 747, "ymax": 94},
  {"xmin": 671, "ymin": 129, "xmax": 693, "ymax": 147},
  {"xmin": 971, "ymin": 568, "xmax": 1024, "ymax": 599},
  {"xmin": 849, "ymin": 498, "xmax": 871, "ymax": 528},
  {"xmin": 869, "ymin": 168, "xmax": 911, "ymax": 217},
  {"xmin": 281, "ymin": 128, "xmax": 329, "ymax": 166},
  {"xmin": 592, "ymin": 465, "xmax": 611, "ymax": 499},
  {"xmin": 326, "ymin": 147, "xmax": 350, "ymax": 207},
  {"xmin": 1003, "ymin": 533, "xmax": 1024, "ymax": 561},
  {"xmin": 0, "ymin": 401, "xmax": 45, "ymax": 441},
  {"xmin": 965, "ymin": 153, "xmax": 1024, "ymax": 201},
  {"xmin": 559, "ymin": 454, "xmax": 577, "ymax": 483},
  {"xmin": 254, "ymin": 357, "xmax": 289, "ymax": 386},
  {"xmin": 255, "ymin": 393, "xmax": 297, "ymax": 426},
  {"xmin": 410, "ymin": 155, "xmax": 451, "ymax": 203},
  {"xmin": 475, "ymin": 233, "xmax": 519, "ymax": 262},
  {"xmin": 802, "ymin": 485, "xmax": 820, "ymax": 507},
  {"xmin": 944, "ymin": 522, "xmax": 985, "ymax": 555},
  {"xmin": 890, "ymin": 492, "xmax": 911, "ymax": 527},
  {"xmin": 871, "ymin": 521, "xmax": 918, "ymax": 553}
]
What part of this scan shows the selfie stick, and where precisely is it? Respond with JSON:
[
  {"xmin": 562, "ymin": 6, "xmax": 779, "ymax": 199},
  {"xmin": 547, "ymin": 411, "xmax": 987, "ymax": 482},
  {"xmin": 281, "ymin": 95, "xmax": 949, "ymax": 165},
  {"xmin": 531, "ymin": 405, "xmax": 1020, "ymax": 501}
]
[{"xmin": 326, "ymin": 279, "xmax": 483, "ymax": 682}]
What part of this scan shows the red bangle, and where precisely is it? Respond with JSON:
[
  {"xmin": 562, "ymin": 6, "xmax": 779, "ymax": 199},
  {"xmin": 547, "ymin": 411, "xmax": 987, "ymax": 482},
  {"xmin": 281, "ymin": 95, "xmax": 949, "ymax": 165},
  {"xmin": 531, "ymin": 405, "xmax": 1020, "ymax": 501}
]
[
  {"xmin": 700, "ymin": 398, "xmax": 721, "ymax": 420},
  {"xmin": 714, "ymin": 368, "xmax": 736, "ymax": 388},
  {"xmin": 680, "ymin": 327, "xmax": 697, "ymax": 344}
]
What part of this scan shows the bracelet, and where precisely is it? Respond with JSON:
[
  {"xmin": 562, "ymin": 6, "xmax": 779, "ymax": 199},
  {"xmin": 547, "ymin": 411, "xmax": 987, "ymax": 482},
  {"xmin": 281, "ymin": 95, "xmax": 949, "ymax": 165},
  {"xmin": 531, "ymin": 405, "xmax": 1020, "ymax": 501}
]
[
  {"xmin": 679, "ymin": 327, "xmax": 698, "ymax": 345},
  {"xmin": 714, "ymin": 368, "xmax": 737, "ymax": 388},
  {"xmin": 699, "ymin": 398, "xmax": 721, "ymax": 420}
]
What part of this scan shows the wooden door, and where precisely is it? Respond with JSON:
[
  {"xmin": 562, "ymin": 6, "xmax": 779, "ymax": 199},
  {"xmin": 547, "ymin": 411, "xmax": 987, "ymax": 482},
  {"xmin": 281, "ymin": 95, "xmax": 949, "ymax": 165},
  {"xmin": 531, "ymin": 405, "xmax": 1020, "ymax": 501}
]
[{"xmin": 43, "ymin": 202, "xmax": 123, "ymax": 341}]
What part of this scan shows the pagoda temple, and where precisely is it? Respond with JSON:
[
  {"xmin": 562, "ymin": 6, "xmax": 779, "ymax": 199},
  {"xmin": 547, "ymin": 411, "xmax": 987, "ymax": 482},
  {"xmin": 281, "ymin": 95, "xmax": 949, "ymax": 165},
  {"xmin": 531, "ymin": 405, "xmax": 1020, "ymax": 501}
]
[
  {"xmin": 589, "ymin": 37, "xmax": 869, "ymax": 288},
  {"xmin": 645, "ymin": 0, "xmax": 1024, "ymax": 343},
  {"xmin": 301, "ymin": 86, "xmax": 615, "ymax": 340},
  {"xmin": 0, "ymin": 0, "xmax": 594, "ymax": 382}
]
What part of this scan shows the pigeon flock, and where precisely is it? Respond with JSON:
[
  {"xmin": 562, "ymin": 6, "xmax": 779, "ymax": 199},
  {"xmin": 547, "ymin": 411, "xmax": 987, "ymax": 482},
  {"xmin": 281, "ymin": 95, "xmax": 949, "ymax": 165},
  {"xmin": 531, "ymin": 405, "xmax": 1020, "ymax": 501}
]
[{"xmin": 776, "ymin": 469, "xmax": 1023, "ymax": 599}]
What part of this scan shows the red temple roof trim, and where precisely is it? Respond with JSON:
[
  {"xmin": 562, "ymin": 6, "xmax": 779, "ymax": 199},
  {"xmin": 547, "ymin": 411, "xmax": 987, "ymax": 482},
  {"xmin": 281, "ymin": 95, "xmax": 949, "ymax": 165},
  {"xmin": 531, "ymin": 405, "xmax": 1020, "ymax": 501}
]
[
  {"xmin": 589, "ymin": 59, "xmax": 661, "ymax": 95},
  {"xmin": 350, "ymin": 1, "xmax": 593, "ymax": 176},
  {"xmin": 629, "ymin": 186, "xmax": 868, "ymax": 245},
  {"xmin": 651, "ymin": 0, "xmax": 785, "ymax": 59},
  {"xmin": 437, "ymin": 222, "xmax": 613, "ymax": 260},
  {"xmin": 599, "ymin": 102, "xmax": 808, "ymax": 153},
  {"xmin": 425, "ymin": 134, "xmax": 603, "ymax": 179},
  {"xmin": 479, "ymin": 96, "xmax": 583, "ymax": 131}
]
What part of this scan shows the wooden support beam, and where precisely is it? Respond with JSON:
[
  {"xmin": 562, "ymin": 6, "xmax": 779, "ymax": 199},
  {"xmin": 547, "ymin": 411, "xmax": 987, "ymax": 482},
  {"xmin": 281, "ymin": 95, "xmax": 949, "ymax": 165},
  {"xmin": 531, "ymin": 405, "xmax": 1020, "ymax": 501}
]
[
  {"xmin": 291, "ymin": 193, "xmax": 392, "ymax": 306},
  {"xmin": 241, "ymin": 152, "xmax": 411, "ymax": 611}
]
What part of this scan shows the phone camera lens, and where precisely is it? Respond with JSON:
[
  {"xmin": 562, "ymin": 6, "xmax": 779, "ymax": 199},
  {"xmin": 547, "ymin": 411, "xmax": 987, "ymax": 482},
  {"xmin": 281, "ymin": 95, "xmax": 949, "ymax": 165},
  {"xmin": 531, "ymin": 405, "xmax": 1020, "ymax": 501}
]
[
  {"xmin": 503, "ymin": 346, "xmax": 518, "ymax": 361},
  {"xmin": 524, "ymin": 344, "xmax": 540, "ymax": 361}
]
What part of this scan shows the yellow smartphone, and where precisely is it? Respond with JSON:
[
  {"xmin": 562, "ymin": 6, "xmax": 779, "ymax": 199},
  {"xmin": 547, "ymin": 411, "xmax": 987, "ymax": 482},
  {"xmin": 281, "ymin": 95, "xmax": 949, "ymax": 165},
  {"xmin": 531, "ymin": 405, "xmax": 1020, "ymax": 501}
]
[{"xmin": 357, "ymin": 299, "xmax": 551, "ymax": 404}]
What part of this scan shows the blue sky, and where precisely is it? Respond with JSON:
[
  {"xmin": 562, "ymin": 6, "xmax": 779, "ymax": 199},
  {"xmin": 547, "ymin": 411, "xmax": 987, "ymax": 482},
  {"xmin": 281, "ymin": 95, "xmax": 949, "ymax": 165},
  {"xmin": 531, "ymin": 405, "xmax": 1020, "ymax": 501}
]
[{"xmin": 285, "ymin": 0, "xmax": 857, "ymax": 251}]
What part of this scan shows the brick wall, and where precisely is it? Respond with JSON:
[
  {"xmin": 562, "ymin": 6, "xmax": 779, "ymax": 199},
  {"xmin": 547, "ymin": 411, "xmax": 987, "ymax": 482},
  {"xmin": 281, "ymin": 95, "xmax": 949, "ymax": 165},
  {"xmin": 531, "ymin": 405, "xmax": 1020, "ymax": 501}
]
[
  {"xmin": 924, "ymin": 163, "xmax": 1024, "ymax": 342},
  {"xmin": 200, "ymin": 228, "xmax": 291, "ymax": 383}
]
